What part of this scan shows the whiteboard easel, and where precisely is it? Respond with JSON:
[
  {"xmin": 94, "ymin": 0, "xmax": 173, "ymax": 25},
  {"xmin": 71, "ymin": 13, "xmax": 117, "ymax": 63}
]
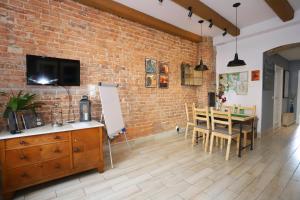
[{"xmin": 98, "ymin": 82, "xmax": 130, "ymax": 168}]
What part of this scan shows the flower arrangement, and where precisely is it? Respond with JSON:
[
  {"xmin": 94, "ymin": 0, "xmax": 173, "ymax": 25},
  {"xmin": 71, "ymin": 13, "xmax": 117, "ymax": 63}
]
[{"xmin": 216, "ymin": 86, "xmax": 227, "ymax": 110}]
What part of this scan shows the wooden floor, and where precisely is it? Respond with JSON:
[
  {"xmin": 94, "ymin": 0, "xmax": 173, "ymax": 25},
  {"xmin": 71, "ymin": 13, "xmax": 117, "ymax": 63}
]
[{"xmin": 10, "ymin": 125, "xmax": 300, "ymax": 200}]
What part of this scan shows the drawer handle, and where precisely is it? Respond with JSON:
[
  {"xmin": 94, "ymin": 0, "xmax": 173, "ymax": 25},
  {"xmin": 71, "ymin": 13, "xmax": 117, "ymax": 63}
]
[
  {"xmin": 19, "ymin": 140, "xmax": 27, "ymax": 145},
  {"xmin": 19, "ymin": 154, "xmax": 27, "ymax": 160},
  {"xmin": 21, "ymin": 173, "xmax": 29, "ymax": 178},
  {"xmin": 54, "ymin": 148, "xmax": 61, "ymax": 153},
  {"xmin": 54, "ymin": 135, "xmax": 61, "ymax": 140},
  {"xmin": 55, "ymin": 164, "xmax": 61, "ymax": 169},
  {"xmin": 73, "ymin": 147, "xmax": 80, "ymax": 153}
]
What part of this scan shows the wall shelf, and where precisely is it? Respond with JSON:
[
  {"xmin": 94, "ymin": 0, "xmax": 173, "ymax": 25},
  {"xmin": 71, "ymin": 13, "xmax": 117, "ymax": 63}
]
[{"xmin": 181, "ymin": 63, "xmax": 203, "ymax": 86}]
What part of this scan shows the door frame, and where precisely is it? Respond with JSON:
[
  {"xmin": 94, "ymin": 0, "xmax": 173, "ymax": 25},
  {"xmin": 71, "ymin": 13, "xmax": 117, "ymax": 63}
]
[
  {"xmin": 273, "ymin": 65, "xmax": 283, "ymax": 129},
  {"xmin": 296, "ymin": 70, "xmax": 300, "ymax": 124}
]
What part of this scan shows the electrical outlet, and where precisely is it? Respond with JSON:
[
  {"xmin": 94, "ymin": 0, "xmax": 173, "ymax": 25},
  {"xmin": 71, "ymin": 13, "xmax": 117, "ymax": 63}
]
[{"xmin": 176, "ymin": 125, "xmax": 180, "ymax": 133}]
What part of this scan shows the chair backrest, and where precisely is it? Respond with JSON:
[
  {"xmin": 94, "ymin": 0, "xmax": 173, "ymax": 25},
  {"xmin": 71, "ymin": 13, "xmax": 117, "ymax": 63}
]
[
  {"xmin": 210, "ymin": 107, "xmax": 233, "ymax": 135},
  {"xmin": 185, "ymin": 103, "xmax": 195, "ymax": 123},
  {"xmin": 238, "ymin": 105, "xmax": 256, "ymax": 116},
  {"xmin": 194, "ymin": 107, "xmax": 210, "ymax": 129}
]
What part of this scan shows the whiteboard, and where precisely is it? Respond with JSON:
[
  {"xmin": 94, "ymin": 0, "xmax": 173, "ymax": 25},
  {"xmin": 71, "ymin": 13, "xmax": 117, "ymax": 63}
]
[{"xmin": 99, "ymin": 84, "xmax": 125, "ymax": 139}]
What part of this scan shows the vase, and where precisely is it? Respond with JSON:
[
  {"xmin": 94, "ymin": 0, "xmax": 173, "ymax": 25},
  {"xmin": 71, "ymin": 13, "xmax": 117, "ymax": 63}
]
[{"xmin": 8, "ymin": 112, "xmax": 22, "ymax": 134}]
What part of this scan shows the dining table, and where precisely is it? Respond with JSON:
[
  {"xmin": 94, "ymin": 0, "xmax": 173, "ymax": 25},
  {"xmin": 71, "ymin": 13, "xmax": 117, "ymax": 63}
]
[{"xmin": 197, "ymin": 111, "xmax": 256, "ymax": 157}]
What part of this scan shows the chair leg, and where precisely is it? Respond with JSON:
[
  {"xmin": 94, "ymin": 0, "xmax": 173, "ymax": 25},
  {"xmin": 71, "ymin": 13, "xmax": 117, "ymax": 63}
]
[
  {"xmin": 209, "ymin": 134, "xmax": 214, "ymax": 154},
  {"xmin": 185, "ymin": 123, "xmax": 189, "ymax": 139},
  {"xmin": 236, "ymin": 135, "xmax": 240, "ymax": 155},
  {"xmin": 243, "ymin": 132, "xmax": 247, "ymax": 147},
  {"xmin": 192, "ymin": 128, "xmax": 196, "ymax": 146},
  {"xmin": 216, "ymin": 137, "xmax": 219, "ymax": 146},
  {"xmin": 220, "ymin": 138, "xmax": 223, "ymax": 150},
  {"xmin": 226, "ymin": 138, "xmax": 232, "ymax": 161},
  {"xmin": 205, "ymin": 132, "xmax": 210, "ymax": 152},
  {"xmin": 202, "ymin": 132, "xmax": 205, "ymax": 145}
]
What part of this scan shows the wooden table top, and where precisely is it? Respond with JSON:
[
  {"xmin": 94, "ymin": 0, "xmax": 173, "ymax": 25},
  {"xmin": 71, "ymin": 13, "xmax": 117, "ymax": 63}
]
[{"xmin": 207, "ymin": 112, "xmax": 255, "ymax": 122}]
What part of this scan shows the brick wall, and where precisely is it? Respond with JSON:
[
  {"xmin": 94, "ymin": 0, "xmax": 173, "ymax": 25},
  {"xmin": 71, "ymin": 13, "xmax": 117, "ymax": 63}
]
[{"xmin": 0, "ymin": 0, "xmax": 215, "ymax": 141}]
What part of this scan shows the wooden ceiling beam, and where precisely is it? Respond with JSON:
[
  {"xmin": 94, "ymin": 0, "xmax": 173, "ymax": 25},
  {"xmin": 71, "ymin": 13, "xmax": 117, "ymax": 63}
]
[
  {"xmin": 75, "ymin": 0, "xmax": 202, "ymax": 42},
  {"xmin": 171, "ymin": 0, "xmax": 240, "ymax": 36},
  {"xmin": 265, "ymin": 0, "xmax": 294, "ymax": 22}
]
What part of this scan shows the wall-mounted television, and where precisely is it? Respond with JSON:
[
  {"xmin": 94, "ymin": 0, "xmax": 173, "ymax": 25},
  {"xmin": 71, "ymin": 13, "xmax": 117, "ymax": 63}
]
[{"xmin": 26, "ymin": 55, "xmax": 80, "ymax": 86}]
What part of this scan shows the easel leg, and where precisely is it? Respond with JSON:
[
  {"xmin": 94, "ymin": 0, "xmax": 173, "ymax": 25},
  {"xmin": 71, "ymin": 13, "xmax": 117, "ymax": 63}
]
[
  {"xmin": 108, "ymin": 138, "xmax": 114, "ymax": 168},
  {"xmin": 123, "ymin": 132, "xmax": 131, "ymax": 148}
]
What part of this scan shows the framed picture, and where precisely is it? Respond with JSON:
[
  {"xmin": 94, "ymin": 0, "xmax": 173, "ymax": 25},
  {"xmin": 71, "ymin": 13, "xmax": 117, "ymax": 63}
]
[
  {"xmin": 145, "ymin": 58, "xmax": 157, "ymax": 73},
  {"xmin": 251, "ymin": 70, "xmax": 260, "ymax": 81},
  {"xmin": 145, "ymin": 73, "xmax": 157, "ymax": 88},
  {"xmin": 159, "ymin": 62, "xmax": 169, "ymax": 74},
  {"xmin": 159, "ymin": 74, "xmax": 169, "ymax": 88}
]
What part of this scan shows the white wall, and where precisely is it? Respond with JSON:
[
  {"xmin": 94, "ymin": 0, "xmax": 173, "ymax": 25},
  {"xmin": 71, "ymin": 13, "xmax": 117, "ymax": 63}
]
[{"xmin": 214, "ymin": 10, "xmax": 300, "ymax": 136}]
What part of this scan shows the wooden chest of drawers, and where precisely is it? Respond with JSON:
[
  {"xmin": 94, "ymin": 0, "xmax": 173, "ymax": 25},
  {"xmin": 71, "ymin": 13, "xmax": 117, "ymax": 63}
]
[{"xmin": 0, "ymin": 126, "xmax": 104, "ymax": 200}]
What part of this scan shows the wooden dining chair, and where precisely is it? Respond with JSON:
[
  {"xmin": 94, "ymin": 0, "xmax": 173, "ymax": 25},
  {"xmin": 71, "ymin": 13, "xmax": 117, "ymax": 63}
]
[
  {"xmin": 185, "ymin": 103, "xmax": 195, "ymax": 139},
  {"xmin": 235, "ymin": 105, "xmax": 256, "ymax": 147},
  {"xmin": 192, "ymin": 107, "xmax": 210, "ymax": 152},
  {"xmin": 209, "ymin": 108, "xmax": 240, "ymax": 160}
]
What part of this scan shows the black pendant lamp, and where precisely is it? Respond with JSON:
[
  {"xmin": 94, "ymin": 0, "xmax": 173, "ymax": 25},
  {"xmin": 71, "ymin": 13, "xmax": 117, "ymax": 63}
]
[
  {"xmin": 195, "ymin": 20, "xmax": 209, "ymax": 71},
  {"xmin": 227, "ymin": 2, "xmax": 246, "ymax": 67}
]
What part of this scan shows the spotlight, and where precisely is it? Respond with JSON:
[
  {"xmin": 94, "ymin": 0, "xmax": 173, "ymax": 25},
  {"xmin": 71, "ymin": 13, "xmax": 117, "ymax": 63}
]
[
  {"xmin": 222, "ymin": 28, "xmax": 227, "ymax": 36},
  {"xmin": 208, "ymin": 19, "xmax": 213, "ymax": 28},
  {"xmin": 198, "ymin": 20, "xmax": 204, "ymax": 24},
  {"xmin": 158, "ymin": 0, "xmax": 163, "ymax": 3},
  {"xmin": 188, "ymin": 6, "xmax": 193, "ymax": 18}
]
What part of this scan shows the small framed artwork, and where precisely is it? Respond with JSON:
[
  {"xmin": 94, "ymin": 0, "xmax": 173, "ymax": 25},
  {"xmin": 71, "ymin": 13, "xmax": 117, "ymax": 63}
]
[
  {"xmin": 145, "ymin": 58, "xmax": 157, "ymax": 73},
  {"xmin": 159, "ymin": 74, "xmax": 169, "ymax": 88},
  {"xmin": 145, "ymin": 73, "xmax": 157, "ymax": 88},
  {"xmin": 251, "ymin": 70, "xmax": 260, "ymax": 81},
  {"xmin": 159, "ymin": 62, "xmax": 169, "ymax": 74}
]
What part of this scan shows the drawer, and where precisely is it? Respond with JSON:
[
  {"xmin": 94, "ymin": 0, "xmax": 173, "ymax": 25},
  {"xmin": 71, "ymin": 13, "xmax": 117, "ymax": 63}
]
[
  {"xmin": 6, "ymin": 146, "xmax": 42, "ymax": 169},
  {"xmin": 6, "ymin": 135, "xmax": 45, "ymax": 149},
  {"xmin": 41, "ymin": 142, "xmax": 69, "ymax": 160},
  {"xmin": 7, "ymin": 164, "xmax": 42, "ymax": 189},
  {"xmin": 5, "ymin": 132, "xmax": 70, "ymax": 150},
  {"xmin": 42, "ymin": 132, "xmax": 70, "ymax": 144},
  {"xmin": 42, "ymin": 157, "xmax": 70, "ymax": 178}
]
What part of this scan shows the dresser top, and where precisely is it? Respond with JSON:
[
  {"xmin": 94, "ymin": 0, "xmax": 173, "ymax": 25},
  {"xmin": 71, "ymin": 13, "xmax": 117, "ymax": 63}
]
[{"xmin": 0, "ymin": 120, "xmax": 104, "ymax": 140}]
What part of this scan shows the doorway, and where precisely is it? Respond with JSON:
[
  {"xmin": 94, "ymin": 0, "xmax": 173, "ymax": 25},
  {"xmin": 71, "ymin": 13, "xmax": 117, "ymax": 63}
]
[{"xmin": 273, "ymin": 65, "xmax": 283, "ymax": 129}]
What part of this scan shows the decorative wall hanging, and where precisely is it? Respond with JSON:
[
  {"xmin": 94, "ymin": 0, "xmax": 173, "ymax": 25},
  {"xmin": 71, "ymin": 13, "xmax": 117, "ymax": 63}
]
[
  {"xmin": 145, "ymin": 58, "xmax": 157, "ymax": 73},
  {"xmin": 251, "ymin": 70, "xmax": 260, "ymax": 81},
  {"xmin": 159, "ymin": 74, "xmax": 169, "ymax": 88},
  {"xmin": 219, "ymin": 71, "xmax": 248, "ymax": 95},
  {"xmin": 145, "ymin": 73, "xmax": 157, "ymax": 88},
  {"xmin": 159, "ymin": 61, "xmax": 169, "ymax": 88}
]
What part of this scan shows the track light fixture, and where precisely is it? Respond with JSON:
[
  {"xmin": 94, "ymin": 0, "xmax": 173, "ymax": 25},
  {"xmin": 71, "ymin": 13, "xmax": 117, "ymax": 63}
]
[
  {"xmin": 188, "ymin": 6, "xmax": 193, "ymax": 18},
  {"xmin": 222, "ymin": 28, "xmax": 227, "ymax": 36},
  {"xmin": 208, "ymin": 19, "xmax": 213, "ymax": 28}
]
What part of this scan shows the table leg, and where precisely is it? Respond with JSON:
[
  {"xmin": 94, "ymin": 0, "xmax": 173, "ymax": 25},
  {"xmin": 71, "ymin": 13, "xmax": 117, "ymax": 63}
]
[
  {"xmin": 239, "ymin": 123, "xmax": 242, "ymax": 157},
  {"xmin": 251, "ymin": 119, "xmax": 254, "ymax": 150}
]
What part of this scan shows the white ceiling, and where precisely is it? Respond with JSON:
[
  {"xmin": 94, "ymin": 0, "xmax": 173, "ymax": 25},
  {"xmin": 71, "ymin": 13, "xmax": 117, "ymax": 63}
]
[
  {"xmin": 114, "ymin": 0, "xmax": 300, "ymax": 38},
  {"xmin": 278, "ymin": 47, "xmax": 300, "ymax": 61}
]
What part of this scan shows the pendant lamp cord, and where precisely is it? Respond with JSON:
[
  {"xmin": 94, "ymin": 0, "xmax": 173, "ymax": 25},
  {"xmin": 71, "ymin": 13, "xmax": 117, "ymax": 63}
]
[
  {"xmin": 235, "ymin": 5, "xmax": 238, "ymax": 54},
  {"xmin": 201, "ymin": 22, "xmax": 203, "ymax": 60}
]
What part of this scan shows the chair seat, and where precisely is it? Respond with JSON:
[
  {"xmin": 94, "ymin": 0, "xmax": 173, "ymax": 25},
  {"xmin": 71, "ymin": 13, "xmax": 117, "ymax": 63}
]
[
  {"xmin": 213, "ymin": 127, "xmax": 240, "ymax": 135},
  {"xmin": 233, "ymin": 124, "xmax": 252, "ymax": 133},
  {"xmin": 194, "ymin": 124, "xmax": 210, "ymax": 131}
]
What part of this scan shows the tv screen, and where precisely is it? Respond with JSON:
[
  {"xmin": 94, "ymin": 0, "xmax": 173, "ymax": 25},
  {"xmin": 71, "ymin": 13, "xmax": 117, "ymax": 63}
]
[{"xmin": 26, "ymin": 55, "xmax": 80, "ymax": 86}]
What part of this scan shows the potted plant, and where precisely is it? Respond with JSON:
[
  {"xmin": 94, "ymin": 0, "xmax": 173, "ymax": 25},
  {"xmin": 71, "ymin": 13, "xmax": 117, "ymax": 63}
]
[{"xmin": 1, "ymin": 91, "xmax": 44, "ymax": 134}]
